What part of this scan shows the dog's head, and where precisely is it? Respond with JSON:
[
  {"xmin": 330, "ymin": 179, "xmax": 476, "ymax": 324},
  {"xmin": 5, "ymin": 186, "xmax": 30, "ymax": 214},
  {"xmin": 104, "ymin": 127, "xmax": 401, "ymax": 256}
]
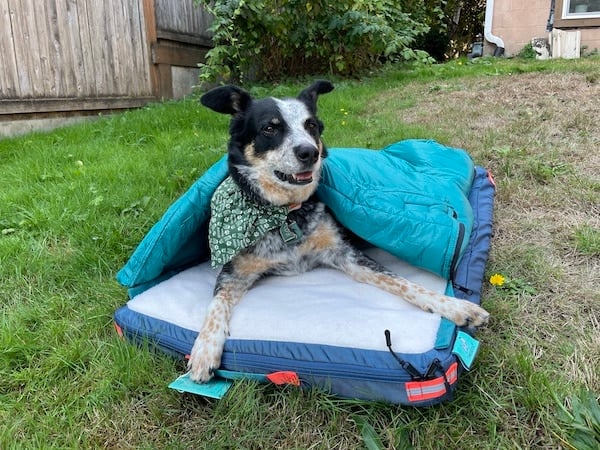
[{"xmin": 201, "ymin": 80, "xmax": 334, "ymax": 206}]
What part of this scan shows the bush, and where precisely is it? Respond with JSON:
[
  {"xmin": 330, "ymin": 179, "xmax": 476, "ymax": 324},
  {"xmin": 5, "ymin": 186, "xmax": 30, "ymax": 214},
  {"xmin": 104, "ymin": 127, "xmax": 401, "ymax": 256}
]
[
  {"xmin": 196, "ymin": 0, "xmax": 432, "ymax": 82},
  {"xmin": 517, "ymin": 42, "xmax": 537, "ymax": 59}
]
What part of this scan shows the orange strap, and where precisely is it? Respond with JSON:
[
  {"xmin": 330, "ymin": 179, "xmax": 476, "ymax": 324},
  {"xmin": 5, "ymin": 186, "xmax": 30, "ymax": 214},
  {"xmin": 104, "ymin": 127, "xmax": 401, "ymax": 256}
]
[
  {"xmin": 405, "ymin": 362, "xmax": 458, "ymax": 402},
  {"xmin": 114, "ymin": 322, "xmax": 125, "ymax": 339}
]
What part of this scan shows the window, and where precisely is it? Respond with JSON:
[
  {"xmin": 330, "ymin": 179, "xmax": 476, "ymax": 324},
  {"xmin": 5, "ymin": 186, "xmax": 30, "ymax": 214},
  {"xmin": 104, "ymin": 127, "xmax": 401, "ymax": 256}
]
[
  {"xmin": 565, "ymin": 0, "xmax": 600, "ymax": 16},
  {"xmin": 555, "ymin": 0, "xmax": 600, "ymax": 27}
]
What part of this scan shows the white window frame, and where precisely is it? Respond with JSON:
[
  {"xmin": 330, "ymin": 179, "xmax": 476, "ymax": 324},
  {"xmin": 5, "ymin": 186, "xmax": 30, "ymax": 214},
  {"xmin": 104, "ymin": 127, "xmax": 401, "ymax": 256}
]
[
  {"xmin": 562, "ymin": 0, "xmax": 600, "ymax": 19},
  {"xmin": 555, "ymin": 0, "xmax": 600, "ymax": 27}
]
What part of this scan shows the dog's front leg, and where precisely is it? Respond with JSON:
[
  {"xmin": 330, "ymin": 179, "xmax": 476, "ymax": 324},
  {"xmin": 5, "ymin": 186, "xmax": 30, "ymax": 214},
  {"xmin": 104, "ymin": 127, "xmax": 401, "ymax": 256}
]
[
  {"xmin": 187, "ymin": 287, "xmax": 240, "ymax": 383},
  {"xmin": 187, "ymin": 257, "xmax": 271, "ymax": 383},
  {"xmin": 338, "ymin": 250, "xmax": 490, "ymax": 328}
]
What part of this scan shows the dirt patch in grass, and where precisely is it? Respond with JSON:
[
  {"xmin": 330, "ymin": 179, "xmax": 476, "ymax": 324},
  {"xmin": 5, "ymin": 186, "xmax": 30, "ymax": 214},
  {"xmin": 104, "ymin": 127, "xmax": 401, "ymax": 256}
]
[
  {"xmin": 375, "ymin": 71, "xmax": 600, "ymax": 398},
  {"xmin": 396, "ymin": 71, "xmax": 600, "ymax": 176}
]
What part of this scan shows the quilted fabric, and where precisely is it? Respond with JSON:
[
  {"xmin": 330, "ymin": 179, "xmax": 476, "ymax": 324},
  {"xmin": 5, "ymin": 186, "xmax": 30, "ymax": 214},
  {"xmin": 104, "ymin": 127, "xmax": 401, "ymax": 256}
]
[{"xmin": 319, "ymin": 140, "xmax": 475, "ymax": 278}]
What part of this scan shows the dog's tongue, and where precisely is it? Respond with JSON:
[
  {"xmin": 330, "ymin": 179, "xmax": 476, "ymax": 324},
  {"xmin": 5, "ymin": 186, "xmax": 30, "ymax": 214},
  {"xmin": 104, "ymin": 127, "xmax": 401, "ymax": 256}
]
[{"xmin": 294, "ymin": 171, "xmax": 313, "ymax": 182}]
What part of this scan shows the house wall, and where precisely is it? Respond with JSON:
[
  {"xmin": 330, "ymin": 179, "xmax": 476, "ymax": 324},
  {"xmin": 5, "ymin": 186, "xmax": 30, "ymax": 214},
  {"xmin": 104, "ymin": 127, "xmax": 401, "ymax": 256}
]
[
  {"xmin": 488, "ymin": 0, "xmax": 552, "ymax": 56},
  {"xmin": 488, "ymin": 0, "xmax": 600, "ymax": 56},
  {"xmin": 571, "ymin": 28, "xmax": 600, "ymax": 54}
]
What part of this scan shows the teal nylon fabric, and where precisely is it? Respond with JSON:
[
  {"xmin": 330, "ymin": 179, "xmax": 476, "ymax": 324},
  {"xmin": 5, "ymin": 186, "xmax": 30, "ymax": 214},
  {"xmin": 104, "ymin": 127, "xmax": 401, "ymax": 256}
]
[
  {"xmin": 117, "ymin": 140, "xmax": 474, "ymax": 293},
  {"xmin": 318, "ymin": 140, "xmax": 474, "ymax": 278}
]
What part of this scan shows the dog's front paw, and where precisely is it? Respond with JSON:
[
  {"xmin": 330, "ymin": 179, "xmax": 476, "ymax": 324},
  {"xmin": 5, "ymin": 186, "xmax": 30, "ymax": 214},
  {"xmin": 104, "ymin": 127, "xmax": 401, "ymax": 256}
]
[
  {"xmin": 187, "ymin": 333, "xmax": 225, "ymax": 383},
  {"xmin": 450, "ymin": 300, "xmax": 490, "ymax": 329}
]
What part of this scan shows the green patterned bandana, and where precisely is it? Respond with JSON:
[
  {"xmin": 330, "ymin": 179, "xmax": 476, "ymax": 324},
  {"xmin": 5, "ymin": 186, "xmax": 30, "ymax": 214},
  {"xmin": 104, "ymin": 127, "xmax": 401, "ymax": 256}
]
[{"xmin": 209, "ymin": 177, "xmax": 297, "ymax": 267}]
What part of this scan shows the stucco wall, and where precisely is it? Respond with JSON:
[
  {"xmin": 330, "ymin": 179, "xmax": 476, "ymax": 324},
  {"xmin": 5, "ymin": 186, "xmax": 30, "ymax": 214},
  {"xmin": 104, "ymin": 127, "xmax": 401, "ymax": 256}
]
[
  {"xmin": 489, "ymin": 0, "xmax": 551, "ymax": 56},
  {"xmin": 575, "ymin": 28, "xmax": 600, "ymax": 54},
  {"xmin": 488, "ymin": 0, "xmax": 600, "ymax": 56}
]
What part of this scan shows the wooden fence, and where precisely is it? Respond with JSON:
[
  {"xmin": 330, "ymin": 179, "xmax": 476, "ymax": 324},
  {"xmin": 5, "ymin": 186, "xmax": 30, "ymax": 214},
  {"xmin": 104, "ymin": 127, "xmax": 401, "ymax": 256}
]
[{"xmin": 0, "ymin": 0, "xmax": 212, "ymax": 117}]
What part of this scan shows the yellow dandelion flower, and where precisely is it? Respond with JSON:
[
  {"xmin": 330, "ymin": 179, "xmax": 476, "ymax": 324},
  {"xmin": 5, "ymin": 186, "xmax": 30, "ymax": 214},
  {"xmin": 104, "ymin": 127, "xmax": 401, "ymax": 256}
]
[{"xmin": 489, "ymin": 274, "xmax": 505, "ymax": 286}]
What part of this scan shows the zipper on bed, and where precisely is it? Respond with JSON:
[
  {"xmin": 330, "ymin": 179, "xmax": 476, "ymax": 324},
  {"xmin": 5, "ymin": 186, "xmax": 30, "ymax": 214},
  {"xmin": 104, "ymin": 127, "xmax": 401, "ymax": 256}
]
[
  {"xmin": 449, "ymin": 221, "xmax": 465, "ymax": 278},
  {"xmin": 123, "ymin": 328, "xmax": 451, "ymax": 385},
  {"xmin": 118, "ymin": 326, "xmax": 405, "ymax": 383},
  {"xmin": 452, "ymin": 282, "xmax": 473, "ymax": 296},
  {"xmin": 220, "ymin": 353, "xmax": 414, "ymax": 383}
]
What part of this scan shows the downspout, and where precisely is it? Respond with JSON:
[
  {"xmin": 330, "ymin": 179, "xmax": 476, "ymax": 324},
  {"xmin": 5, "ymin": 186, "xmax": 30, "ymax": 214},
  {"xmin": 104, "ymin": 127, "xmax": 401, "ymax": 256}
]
[
  {"xmin": 484, "ymin": 0, "xmax": 505, "ymax": 56},
  {"xmin": 547, "ymin": 0, "xmax": 556, "ymax": 31}
]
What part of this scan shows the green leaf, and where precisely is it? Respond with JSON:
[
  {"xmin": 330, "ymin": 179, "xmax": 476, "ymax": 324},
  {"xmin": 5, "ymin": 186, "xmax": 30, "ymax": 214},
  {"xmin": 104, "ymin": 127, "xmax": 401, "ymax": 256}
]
[
  {"xmin": 394, "ymin": 427, "xmax": 415, "ymax": 450},
  {"xmin": 353, "ymin": 415, "xmax": 384, "ymax": 450}
]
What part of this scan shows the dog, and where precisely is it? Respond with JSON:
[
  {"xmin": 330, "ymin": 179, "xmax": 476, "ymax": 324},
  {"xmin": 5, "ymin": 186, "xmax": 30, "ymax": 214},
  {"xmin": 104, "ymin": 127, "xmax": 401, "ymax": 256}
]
[{"xmin": 188, "ymin": 80, "xmax": 490, "ymax": 382}]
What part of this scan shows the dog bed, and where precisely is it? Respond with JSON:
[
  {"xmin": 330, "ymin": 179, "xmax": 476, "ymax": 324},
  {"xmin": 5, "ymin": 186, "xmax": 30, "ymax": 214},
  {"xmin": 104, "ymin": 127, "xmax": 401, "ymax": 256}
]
[{"xmin": 114, "ymin": 140, "xmax": 495, "ymax": 405}]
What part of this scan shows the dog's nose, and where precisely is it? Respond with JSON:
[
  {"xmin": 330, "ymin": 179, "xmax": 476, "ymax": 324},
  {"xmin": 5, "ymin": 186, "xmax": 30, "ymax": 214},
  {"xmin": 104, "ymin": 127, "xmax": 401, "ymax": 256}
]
[{"xmin": 294, "ymin": 145, "xmax": 319, "ymax": 165}]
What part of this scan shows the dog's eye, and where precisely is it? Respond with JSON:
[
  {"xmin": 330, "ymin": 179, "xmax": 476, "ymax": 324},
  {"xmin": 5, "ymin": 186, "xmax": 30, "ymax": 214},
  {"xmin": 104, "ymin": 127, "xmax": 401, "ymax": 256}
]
[
  {"xmin": 262, "ymin": 125, "xmax": 276, "ymax": 136},
  {"xmin": 305, "ymin": 120, "xmax": 317, "ymax": 131}
]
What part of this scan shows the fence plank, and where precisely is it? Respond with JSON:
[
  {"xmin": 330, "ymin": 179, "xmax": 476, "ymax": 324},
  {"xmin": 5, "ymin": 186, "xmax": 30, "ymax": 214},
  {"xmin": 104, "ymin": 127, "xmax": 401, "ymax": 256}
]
[
  {"xmin": 117, "ymin": 0, "xmax": 133, "ymax": 94},
  {"xmin": 22, "ymin": 0, "xmax": 47, "ymax": 96},
  {"xmin": 8, "ymin": 0, "xmax": 34, "ymax": 96},
  {"xmin": 66, "ymin": 0, "xmax": 87, "ymax": 96},
  {"xmin": 108, "ymin": 0, "xmax": 124, "ymax": 95},
  {"xmin": 104, "ymin": 0, "xmax": 120, "ymax": 94},
  {"xmin": 32, "ymin": 1, "xmax": 54, "ymax": 97},
  {"xmin": 56, "ymin": 0, "xmax": 80, "ymax": 97},
  {"xmin": 131, "ymin": 0, "xmax": 151, "ymax": 96},
  {"xmin": 1, "ymin": 96, "xmax": 156, "ymax": 114},
  {"xmin": 152, "ymin": 42, "xmax": 208, "ymax": 67},
  {"xmin": 154, "ymin": 0, "xmax": 212, "ymax": 40},
  {"xmin": 92, "ymin": 1, "xmax": 115, "ymax": 95},
  {"xmin": 0, "ymin": 0, "xmax": 20, "ymax": 98},
  {"xmin": 75, "ymin": 0, "xmax": 97, "ymax": 96},
  {"xmin": 44, "ymin": 0, "xmax": 68, "ymax": 97}
]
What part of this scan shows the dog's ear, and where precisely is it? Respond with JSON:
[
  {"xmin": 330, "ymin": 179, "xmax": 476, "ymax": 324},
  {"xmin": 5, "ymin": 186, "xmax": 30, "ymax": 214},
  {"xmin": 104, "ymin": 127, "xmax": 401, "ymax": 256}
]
[
  {"xmin": 298, "ymin": 80, "xmax": 334, "ymax": 114},
  {"xmin": 200, "ymin": 85, "xmax": 252, "ymax": 115}
]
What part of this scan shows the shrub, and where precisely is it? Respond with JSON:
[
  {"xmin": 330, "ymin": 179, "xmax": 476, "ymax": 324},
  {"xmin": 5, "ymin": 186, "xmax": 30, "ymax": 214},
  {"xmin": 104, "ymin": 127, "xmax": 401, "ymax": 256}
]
[
  {"xmin": 517, "ymin": 42, "xmax": 537, "ymax": 59},
  {"xmin": 196, "ymin": 0, "xmax": 432, "ymax": 82}
]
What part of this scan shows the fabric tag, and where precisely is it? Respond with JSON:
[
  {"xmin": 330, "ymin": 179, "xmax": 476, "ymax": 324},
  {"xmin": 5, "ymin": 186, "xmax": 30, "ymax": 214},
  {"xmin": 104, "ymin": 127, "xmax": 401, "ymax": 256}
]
[
  {"xmin": 279, "ymin": 221, "xmax": 303, "ymax": 244},
  {"xmin": 452, "ymin": 331, "xmax": 480, "ymax": 370},
  {"xmin": 168, "ymin": 372, "xmax": 233, "ymax": 399},
  {"xmin": 266, "ymin": 371, "xmax": 301, "ymax": 386}
]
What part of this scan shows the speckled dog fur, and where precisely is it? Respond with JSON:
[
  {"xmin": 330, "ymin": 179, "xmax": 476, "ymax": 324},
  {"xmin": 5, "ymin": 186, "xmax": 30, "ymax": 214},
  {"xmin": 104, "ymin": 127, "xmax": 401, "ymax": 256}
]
[{"xmin": 188, "ymin": 81, "xmax": 490, "ymax": 382}]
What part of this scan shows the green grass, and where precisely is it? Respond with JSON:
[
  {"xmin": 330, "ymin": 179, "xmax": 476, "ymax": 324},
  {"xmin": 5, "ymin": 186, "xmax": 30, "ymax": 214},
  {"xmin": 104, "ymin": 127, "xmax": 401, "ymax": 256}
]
[
  {"xmin": 574, "ymin": 225, "xmax": 600, "ymax": 256},
  {"xmin": 1, "ymin": 57, "xmax": 599, "ymax": 448}
]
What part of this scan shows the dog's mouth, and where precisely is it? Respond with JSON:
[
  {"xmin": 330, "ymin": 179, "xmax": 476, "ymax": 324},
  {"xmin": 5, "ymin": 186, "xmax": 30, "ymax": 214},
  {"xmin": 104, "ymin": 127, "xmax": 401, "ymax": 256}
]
[{"xmin": 274, "ymin": 170, "xmax": 314, "ymax": 185}]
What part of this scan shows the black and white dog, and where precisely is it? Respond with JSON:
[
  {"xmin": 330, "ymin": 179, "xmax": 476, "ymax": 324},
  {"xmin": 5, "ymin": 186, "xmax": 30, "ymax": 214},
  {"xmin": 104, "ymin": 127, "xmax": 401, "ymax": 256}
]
[{"xmin": 188, "ymin": 81, "xmax": 489, "ymax": 382}]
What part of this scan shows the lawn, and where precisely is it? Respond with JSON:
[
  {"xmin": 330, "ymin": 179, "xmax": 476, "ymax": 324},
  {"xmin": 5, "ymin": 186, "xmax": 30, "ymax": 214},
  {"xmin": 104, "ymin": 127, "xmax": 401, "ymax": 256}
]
[{"xmin": 1, "ymin": 57, "xmax": 599, "ymax": 449}]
